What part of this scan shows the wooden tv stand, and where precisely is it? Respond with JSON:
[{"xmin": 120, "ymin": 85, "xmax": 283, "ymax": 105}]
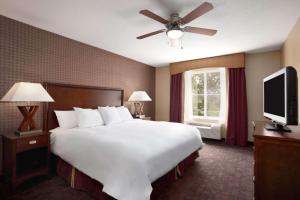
[{"xmin": 253, "ymin": 121, "xmax": 300, "ymax": 200}]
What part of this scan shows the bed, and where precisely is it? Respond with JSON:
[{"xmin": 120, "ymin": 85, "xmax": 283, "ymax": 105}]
[{"xmin": 43, "ymin": 82, "xmax": 203, "ymax": 200}]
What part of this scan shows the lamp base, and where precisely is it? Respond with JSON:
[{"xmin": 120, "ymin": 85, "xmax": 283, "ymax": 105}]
[
  {"xmin": 133, "ymin": 102, "xmax": 145, "ymax": 116},
  {"xmin": 15, "ymin": 129, "xmax": 42, "ymax": 136},
  {"xmin": 17, "ymin": 105, "xmax": 39, "ymax": 132}
]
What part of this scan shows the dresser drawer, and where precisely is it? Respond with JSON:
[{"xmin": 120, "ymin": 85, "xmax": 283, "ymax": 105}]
[{"xmin": 16, "ymin": 135, "xmax": 48, "ymax": 152}]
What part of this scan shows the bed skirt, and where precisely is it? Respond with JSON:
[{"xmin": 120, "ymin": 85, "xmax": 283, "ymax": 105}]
[{"xmin": 55, "ymin": 151, "xmax": 199, "ymax": 200}]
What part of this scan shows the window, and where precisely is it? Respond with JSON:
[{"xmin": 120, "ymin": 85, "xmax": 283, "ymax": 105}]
[{"xmin": 185, "ymin": 68, "xmax": 226, "ymax": 121}]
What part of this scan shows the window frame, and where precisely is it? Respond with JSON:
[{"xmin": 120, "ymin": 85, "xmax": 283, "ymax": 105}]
[{"xmin": 186, "ymin": 68, "xmax": 226, "ymax": 121}]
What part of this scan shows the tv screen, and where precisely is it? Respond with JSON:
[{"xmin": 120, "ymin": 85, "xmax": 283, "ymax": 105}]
[{"xmin": 264, "ymin": 74, "xmax": 285, "ymax": 117}]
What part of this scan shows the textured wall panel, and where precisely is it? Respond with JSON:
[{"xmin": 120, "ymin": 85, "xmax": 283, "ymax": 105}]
[{"xmin": 0, "ymin": 15, "xmax": 155, "ymax": 174}]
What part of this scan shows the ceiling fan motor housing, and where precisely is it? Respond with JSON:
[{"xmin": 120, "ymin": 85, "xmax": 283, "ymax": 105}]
[
  {"xmin": 169, "ymin": 13, "xmax": 181, "ymax": 24},
  {"xmin": 166, "ymin": 13, "xmax": 183, "ymax": 32}
]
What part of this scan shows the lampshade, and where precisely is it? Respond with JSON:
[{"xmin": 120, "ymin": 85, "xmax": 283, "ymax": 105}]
[
  {"xmin": 0, "ymin": 82, "xmax": 54, "ymax": 102},
  {"xmin": 128, "ymin": 91, "xmax": 151, "ymax": 102}
]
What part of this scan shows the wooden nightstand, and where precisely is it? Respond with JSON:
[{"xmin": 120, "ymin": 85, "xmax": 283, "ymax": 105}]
[
  {"xmin": 141, "ymin": 117, "xmax": 151, "ymax": 120},
  {"xmin": 2, "ymin": 131, "xmax": 50, "ymax": 190},
  {"xmin": 132, "ymin": 115, "xmax": 151, "ymax": 120}
]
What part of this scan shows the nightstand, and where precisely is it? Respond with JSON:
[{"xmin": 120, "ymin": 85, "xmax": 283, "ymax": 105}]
[
  {"xmin": 132, "ymin": 115, "xmax": 151, "ymax": 120},
  {"xmin": 2, "ymin": 131, "xmax": 50, "ymax": 190},
  {"xmin": 141, "ymin": 117, "xmax": 151, "ymax": 120}
]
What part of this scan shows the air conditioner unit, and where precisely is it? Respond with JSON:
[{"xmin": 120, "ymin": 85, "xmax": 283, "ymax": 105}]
[{"xmin": 195, "ymin": 123, "xmax": 222, "ymax": 140}]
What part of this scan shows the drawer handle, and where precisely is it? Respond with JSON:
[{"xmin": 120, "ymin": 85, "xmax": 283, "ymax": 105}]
[{"xmin": 29, "ymin": 140, "xmax": 37, "ymax": 145}]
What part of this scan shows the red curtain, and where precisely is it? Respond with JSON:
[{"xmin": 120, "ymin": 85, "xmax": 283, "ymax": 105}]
[
  {"xmin": 226, "ymin": 68, "xmax": 248, "ymax": 146},
  {"xmin": 170, "ymin": 73, "xmax": 182, "ymax": 122}
]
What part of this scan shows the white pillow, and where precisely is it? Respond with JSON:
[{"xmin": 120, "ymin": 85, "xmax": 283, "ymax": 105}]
[
  {"xmin": 116, "ymin": 106, "xmax": 133, "ymax": 121},
  {"xmin": 74, "ymin": 107, "xmax": 104, "ymax": 128},
  {"xmin": 98, "ymin": 107, "xmax": 122, "ymax": 125},
  {"xmin": 54, "ymin": 110, "xmax": 78, "ymax": 129}
]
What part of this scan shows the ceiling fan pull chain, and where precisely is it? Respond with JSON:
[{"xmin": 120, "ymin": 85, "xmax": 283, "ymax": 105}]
[{"xmin": 181, "ymin": 40, "xmax": 184, "ymax": 50}]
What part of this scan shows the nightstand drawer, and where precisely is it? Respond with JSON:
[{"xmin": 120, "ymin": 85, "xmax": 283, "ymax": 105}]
[{"xmin": 16, "ymin": 135, "xmax": 48, "ymax": 152}]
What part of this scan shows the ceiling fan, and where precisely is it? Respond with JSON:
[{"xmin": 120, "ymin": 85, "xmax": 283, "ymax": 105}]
[{"xmin": 137, "ymin": 2, "xmax": 217, "ymax": 47}]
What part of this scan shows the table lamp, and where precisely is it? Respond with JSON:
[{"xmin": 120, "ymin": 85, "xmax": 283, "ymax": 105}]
[
  {"xmin": 128, "ymin": 91, "xmax": 151, "ymax": 118},
  {"xmin": 1, "ymin": 82, "xmax": 54, "ymax": 135}
]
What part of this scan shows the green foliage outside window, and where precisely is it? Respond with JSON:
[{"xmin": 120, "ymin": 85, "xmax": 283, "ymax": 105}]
[{"xmin": 191, "ymin": 71, "xmax": 221, "ymax": 118}]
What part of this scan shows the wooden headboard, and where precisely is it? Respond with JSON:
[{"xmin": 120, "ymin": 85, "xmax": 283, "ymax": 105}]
[{"xmin": 43, "ymin": 82, "xmax": 124, "ymax": 131}]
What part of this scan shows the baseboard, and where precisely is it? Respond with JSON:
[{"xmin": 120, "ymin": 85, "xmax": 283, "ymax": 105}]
[
  {"xmin": 202, "ymin": 138, "xmax": 254, "ymax": 147},
  {"xmin": 202, "ymin": 138, "xmax": 224, "ymax": 142}
]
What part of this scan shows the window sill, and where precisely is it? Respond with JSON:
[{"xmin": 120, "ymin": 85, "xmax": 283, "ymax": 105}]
[
  {"xmin": 191, "ymin": 116, "xmax": 221, "ymax": 120},
  {"xmin": 185, "ymin": 118, "xmax": 219, "ymax": 125}
]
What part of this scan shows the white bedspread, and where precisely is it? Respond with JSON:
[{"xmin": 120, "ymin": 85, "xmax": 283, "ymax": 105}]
[{"xmin": 50, "ymin": 120, "xmax": 203, "ymax": 200}]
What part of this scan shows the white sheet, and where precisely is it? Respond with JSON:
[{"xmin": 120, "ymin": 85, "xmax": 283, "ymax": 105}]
[{"xmin": 50, "ymin": 120, "xmax": 203, "ymax": 200}]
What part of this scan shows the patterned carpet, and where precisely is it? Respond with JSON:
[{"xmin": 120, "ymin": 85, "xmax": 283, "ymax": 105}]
[
  {"xmin": 157, "ymin": 140, "xmax": 254, "ymax": 200},
  {"xmin": 1, "ymin": 140, "xmax": 254, "ymax": 200}
]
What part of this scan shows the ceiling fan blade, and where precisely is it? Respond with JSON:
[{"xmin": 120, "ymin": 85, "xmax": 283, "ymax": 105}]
[
  {"xmin": 136, "ymin": 29, "xmax": 166, "ymax": 39},
  {"xmin": 181, "ymin": 2, "xmax": 214, "ymax": 25},
  {"xmin": 184, "ymin": 26, "xmax": 217, "ymax": 36},
  {"xmin": 139, "ymin": 10, "xmax": 169, "ymax": 24}
]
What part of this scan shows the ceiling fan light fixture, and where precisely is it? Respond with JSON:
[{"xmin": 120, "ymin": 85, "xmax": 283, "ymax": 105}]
[
  {"xmin": 168, "ymin": 38, "xmax": 181, "ymax": 48},
  {"xmin": 167, "ymin": 29, "xmax": 183, "ymax": 40}
]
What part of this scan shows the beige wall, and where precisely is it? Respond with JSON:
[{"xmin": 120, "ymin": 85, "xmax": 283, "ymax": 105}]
[
  {"xmin": 245, "ymin": 51, "xmax": 281, "ymax": 141},
  {"xmin": 155, "ymin": 66, "xmax": 170, "ymax": 121},
  {"xmin": 281, "ymin": 18, "xmax": 300, "ymax": 121},
  {"xmin": 155, "ymin": 51, "xmax": 281, "ymax": 141}
]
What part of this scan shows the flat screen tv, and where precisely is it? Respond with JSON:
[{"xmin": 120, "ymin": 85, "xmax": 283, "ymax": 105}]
[{"xmin": 263, "ymin": 66, "xmax": 298, "ymax": 131}]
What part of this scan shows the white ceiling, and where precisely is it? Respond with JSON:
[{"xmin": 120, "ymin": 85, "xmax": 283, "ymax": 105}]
[{"xmin": 1, "ymin": 0, "xmax": 300, "ymax": 67}]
